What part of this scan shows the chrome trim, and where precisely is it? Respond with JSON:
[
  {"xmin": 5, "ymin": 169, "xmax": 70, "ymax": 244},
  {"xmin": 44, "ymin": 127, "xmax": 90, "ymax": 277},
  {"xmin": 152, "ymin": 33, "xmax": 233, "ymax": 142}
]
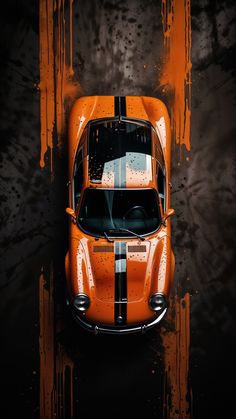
[
  {"xmin": 87, "ymin": 116, "xmax": 153, "ymax": 129},
  {"xmin": 71, "ymin": 307, "xmax": 168, "ymax": 335},
  {"xmin": 73, "ymin": 293, "xmax": 90, "ymax": 312},
  {"xmin": 149, "ymin": 292, "xmax": 167, "ymax": 312}
]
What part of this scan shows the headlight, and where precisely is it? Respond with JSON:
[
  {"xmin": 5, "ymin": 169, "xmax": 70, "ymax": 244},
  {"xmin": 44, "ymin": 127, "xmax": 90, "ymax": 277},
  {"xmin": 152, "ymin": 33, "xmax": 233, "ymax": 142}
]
[
  {"xmin": 149, "ymin": 293, "xmax": 167, "ymax": 312},
  {"xmin": 73, "ymin": 294, "xmax": 90, "ymax": 312}
]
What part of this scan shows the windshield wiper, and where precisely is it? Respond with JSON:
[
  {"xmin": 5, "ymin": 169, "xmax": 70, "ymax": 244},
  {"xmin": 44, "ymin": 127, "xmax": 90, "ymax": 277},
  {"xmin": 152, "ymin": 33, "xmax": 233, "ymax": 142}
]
[
  {"xmin": 103, "ymin": 231, "xmax": 114, "ymax": 243},
  {"xmin": 107, "ymin": 228, "xmax": 145, "ymax": 241}
]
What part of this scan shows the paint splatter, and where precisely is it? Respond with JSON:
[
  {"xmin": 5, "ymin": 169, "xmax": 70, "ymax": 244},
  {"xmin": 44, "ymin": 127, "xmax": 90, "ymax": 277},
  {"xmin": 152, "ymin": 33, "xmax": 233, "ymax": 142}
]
[
  {"xmin": 161, "ymin": 0, "xmax": 192, "ymax": 151},
  {"xmin": 161, "ymin": 293, "xmax": 191, "ymax": 418},
  {"xmin": 39, "ymin": 0, "xmax": 81, "ymax": 171}
]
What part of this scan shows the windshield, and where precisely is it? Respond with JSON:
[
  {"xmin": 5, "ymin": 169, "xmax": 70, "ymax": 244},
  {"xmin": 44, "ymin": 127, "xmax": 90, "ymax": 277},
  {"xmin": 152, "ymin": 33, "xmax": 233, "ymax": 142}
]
[{"xmin": 78, "ymin": 188, "xmax": 161, "ymax": 236}]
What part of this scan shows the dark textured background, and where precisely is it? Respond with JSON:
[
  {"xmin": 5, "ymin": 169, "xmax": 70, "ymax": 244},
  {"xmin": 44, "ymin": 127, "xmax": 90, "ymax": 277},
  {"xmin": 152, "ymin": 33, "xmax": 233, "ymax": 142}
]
[{"xmin": 0, "ymin": 1, "xmax": 235, "ymax": 418}]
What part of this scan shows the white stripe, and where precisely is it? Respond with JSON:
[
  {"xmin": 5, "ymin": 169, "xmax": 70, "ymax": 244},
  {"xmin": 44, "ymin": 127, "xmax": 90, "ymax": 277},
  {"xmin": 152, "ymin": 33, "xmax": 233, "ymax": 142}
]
[{"xmin": 115, "ymin": 258, "xmax": 126, "ymax": 273}]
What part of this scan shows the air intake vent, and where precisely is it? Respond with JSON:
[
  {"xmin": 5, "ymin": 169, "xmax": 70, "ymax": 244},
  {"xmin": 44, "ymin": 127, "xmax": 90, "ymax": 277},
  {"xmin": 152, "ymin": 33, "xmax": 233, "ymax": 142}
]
[
  {"xmin": 128, "ymin": 245, "xmax": 146, "ymax": 253},
  {"xmin": 93, "ymin": 246, "xmax": 114, "ymax": 253}
]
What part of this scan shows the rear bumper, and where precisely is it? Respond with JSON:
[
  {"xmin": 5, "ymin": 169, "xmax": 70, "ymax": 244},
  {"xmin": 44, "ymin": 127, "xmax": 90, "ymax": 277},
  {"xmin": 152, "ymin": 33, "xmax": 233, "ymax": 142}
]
[{"xmin": 72, "ymin": 307, "xmax": 168, "ymax": 335}]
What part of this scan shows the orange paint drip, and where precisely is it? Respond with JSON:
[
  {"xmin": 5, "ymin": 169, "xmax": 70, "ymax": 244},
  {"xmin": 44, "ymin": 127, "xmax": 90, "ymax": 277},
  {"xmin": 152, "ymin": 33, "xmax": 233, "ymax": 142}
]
[
  {"xmin": 39, "ymin": 0, "xmax": 55, "ymax": 170},
  {"xmin": 161, "ymin": 0, "xmax": 192, "ymax": 151},
  {"xmin": 161, "ymin": 293, "xmax": 191, "ymax": 418}
]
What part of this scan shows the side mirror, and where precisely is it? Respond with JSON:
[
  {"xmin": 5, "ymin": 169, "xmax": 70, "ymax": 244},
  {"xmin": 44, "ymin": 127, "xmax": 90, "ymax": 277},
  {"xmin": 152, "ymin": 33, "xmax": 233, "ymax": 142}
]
[
  {"xmin": 66, "ymin": 207, "xmax": 76, "ymax": 223},
  {"xmin": 163, "ymin": 208, "xmax": 175, "ymax": 225}
]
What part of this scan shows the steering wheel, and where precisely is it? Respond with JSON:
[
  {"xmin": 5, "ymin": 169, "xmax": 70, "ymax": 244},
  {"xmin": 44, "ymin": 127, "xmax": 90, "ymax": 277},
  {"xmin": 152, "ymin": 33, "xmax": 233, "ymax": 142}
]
[{"xmin": 123, "ymin": 205, "xmax": 148, "ymax": 219}]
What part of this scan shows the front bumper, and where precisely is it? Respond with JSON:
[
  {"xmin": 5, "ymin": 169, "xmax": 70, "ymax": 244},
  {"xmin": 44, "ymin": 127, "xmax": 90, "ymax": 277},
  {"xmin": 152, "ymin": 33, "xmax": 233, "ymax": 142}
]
[{"xmin": 71, "ymin": 307, "xmax": 168, "ymax": 335}]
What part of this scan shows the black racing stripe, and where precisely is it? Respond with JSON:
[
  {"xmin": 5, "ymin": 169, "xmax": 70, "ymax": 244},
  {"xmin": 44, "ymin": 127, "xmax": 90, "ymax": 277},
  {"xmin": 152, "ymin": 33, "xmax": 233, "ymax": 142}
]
[
  {"xmin": 114, "ymin": 253, "xmax": 126, "ymax": 260},
  {"xmin": 120, "ymin": 96, "xmax": 126, "ymax": 116},
  {"xmin": 114, "ymin": 242, "xmax": 127, "ymax": 326},
  {"xmin": 114, "ymin": 96, "xmax": 126, "ymax": 117},
  {"xmin": 114, "ymin": 96, "xmax": 126, "ymax": 188},
  {"xmin": 114, "ymin": 96, "xmax": 119, "ymax": 116}
]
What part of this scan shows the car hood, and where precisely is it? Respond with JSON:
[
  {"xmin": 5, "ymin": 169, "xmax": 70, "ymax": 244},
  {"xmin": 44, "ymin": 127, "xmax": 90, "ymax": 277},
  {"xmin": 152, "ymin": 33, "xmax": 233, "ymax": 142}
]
[{"xmin": 75, "ymin": 234, "xmax": 171, "ymax": 303}]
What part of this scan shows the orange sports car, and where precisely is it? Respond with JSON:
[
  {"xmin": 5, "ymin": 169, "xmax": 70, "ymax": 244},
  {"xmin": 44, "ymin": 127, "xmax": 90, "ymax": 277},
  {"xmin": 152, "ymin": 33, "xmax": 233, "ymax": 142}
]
[{"xmin": 65, "ymin": 96, "xmax": 175, "ymax": 334}]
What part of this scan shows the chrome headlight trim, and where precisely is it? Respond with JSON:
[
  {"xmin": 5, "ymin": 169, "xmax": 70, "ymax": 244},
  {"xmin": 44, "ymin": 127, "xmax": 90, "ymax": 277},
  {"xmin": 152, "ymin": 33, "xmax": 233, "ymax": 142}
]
[
  {"xmin": 149, "ymin": 292, "xmax": 167, "ymax": 312},
  {"xmin": 73, "ymin": 293, "xmax": 90, "ymax": 313}
]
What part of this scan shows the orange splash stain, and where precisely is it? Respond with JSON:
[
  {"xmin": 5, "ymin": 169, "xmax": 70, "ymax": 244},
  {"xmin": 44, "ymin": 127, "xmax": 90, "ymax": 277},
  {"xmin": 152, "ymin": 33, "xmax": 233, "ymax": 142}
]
[
  {"xmin": 161, "ymin": 0, "xmax": 192, "ymax": 151},
  {"xmin": 161, "ymin": 293, "xmax": 191, "ymax": 418},
  {"xmin": 39, "ymin": 0, "xmax": 55, "ymax": 170}
]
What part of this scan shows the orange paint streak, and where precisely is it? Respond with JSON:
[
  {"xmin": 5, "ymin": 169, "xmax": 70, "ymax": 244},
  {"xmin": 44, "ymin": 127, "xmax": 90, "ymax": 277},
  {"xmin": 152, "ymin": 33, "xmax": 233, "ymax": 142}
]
[
  {"xmin": 39, "ymin": 2, "xmax": 79, "ymax": 415},
  {"xmin": 39, "ymin": 268, "xmax": 55, "ymax": 419},
  {"xmin": 161, "ymin": 0, "xmax": 192, "ymax": 151},
  {"xmin": 55, "ymin": 0, "xmax": 66, "ymax": 147},
  {"xmin": 40, "ymin": 0, "xmax": 80, "ymax": 170},
  {"xmin": 55, "ymin": 344, "xmax": 75, "ymax": 419},
  {"xmin": 39, "ymin": 266, "xmax": 76, "ymax": 418},
  {"xmin": 69, "ymin": 0, "xmax": 74, "ymax": 76},
  {"xmin": 161, "ymin": 293, "xmax": 191, "ymax": 418},
  {"xmin": 39, "ymin": 0, "xmax": 55, "ymax": 170},
  {"xmin": 55, "ymin": 0, "xmax": 81, "ymax": 148},
  {"xmin": 160, "ymin": 3, "xmax": 192, "ymax": 412},
  {"xmin": 55, "ymin": 292, "xmax": 75, "ymax": 419}
]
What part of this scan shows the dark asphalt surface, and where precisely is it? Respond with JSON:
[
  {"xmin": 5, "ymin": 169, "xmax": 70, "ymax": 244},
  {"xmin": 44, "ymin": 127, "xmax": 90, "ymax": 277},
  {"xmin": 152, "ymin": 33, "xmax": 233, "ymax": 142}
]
[{"xmin": 0, "ymin": 1, "xmax": 236, "ymax": 418}]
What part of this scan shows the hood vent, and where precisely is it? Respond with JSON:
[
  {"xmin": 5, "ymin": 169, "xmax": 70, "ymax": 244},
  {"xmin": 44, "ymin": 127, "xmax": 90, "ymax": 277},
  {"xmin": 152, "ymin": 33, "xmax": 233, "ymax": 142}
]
[
  {"xmin": 128, "ymin": 245, "xmax": 146, "ymax": 253},
  {"xmin": 93, "ymin": 245, "xmax": 114, "ymax": 253}
]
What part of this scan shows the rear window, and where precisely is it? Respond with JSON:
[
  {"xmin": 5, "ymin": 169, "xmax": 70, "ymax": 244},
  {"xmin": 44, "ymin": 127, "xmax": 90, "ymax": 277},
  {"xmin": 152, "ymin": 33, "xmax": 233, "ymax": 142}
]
[{"xmin": 89, "ymin": 120, "xmax": 152, "ymax": 183}]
